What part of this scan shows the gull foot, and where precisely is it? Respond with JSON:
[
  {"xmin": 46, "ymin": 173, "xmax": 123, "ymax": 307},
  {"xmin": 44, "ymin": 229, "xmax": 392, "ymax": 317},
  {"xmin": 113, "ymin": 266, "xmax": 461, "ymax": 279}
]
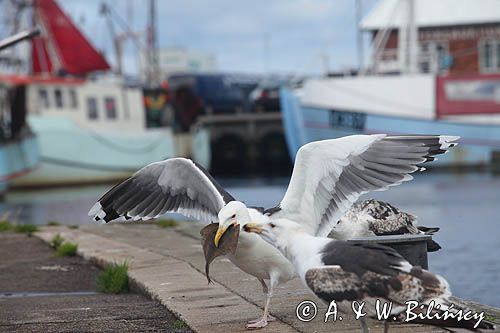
[
  {"xmin": 246, "ymin": 317, "xmax": 269, "ymax": 330},
  {"xmin": 247, "ymin": 315, "xmax": 276, "ymax": 324}
]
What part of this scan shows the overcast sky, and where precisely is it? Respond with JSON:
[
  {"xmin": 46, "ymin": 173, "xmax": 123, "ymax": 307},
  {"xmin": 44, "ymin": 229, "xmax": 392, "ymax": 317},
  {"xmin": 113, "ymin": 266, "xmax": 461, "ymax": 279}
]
[{"xmin": 56, "ymin": 0, "xmax": 378, "ymax": 76}]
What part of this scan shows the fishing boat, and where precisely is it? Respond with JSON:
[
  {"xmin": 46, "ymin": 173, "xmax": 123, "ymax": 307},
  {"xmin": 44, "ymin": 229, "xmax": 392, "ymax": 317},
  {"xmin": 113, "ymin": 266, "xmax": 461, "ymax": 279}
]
[
  {"xmin": 0, "ymin": 30, "xmax": 40, "ymax": 195},
  {"xmin": 2, "ymin": 0, "xmax": 209, "ymax": 187},
  {"xmin": 280, "ymin": 0, "xmax": 500, "ymax": 167}
]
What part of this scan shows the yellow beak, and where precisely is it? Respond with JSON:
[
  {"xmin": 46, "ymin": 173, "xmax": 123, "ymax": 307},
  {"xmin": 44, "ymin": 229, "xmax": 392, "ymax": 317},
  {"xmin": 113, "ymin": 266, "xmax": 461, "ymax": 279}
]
[
  {"xmin": 214, "ymin": 222, "xmax": 238, "ymax": 247},
  {"xmin": 243, "ymin": 223, "xmax": 263, "ymax": 234}
]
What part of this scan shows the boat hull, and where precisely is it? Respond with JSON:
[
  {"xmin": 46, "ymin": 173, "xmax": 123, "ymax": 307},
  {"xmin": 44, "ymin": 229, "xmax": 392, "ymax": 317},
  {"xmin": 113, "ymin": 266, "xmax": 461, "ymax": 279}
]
[
  {"xmin": 12, "ymin": 116, "xmax": 177, "ymax": 187},
  {"xmin": 280, "ymin": 88, "xmax": 500, "ymax": 166},
  {"xmin": 0, "ymin": 135, "xmax": 39, "ymax": 193}
]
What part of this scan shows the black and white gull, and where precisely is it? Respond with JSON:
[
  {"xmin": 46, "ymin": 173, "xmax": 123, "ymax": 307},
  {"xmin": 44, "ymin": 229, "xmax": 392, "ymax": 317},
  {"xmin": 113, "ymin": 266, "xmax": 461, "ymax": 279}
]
[
  {"xmin": 244, "ymin": 220, "xmax": 495, "ymax": 332},
  {"xmin": 89, "ymin": 134, "xmax": 458, "ymax": 329},
  {"xmin": 333, "ymin": 199, "xmax": 441, "ymax": 251}
]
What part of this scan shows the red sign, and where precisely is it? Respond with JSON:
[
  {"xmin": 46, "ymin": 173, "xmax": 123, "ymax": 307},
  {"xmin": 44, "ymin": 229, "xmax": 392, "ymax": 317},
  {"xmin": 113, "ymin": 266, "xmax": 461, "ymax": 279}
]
[{"xmin": 436, "ymin": 74, "xmax": 500, "ymax": 117}]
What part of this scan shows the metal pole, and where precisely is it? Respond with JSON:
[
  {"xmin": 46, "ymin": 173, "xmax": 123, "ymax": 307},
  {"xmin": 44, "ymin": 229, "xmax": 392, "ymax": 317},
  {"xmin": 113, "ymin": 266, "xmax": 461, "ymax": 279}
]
[
  {"xmin": 0, "ymin": 28, "xmax": 39, "ymax": 52},
  {"xmin": 148, "ymin": 0, "xmax": 159, "ymax": 84},
  {"xmin": 407, "ymin": 0, "xmax": 418, "ymax": 73},
  {"xmin": 355, "ymin": 0, "xmax": 364, "ymax": 73}
]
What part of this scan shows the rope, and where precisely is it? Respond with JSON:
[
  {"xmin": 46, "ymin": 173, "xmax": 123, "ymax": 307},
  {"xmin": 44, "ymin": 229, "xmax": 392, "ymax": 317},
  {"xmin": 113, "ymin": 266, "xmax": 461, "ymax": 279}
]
[{"xmin": 87, "ymin": 130, "xmax": 167, "ymax": 154}]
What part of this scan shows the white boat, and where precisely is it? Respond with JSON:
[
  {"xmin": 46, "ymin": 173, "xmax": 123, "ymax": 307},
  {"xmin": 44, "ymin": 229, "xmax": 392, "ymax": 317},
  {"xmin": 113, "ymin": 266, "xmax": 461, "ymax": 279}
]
[
  {"xmin": 281, "ymin": 75, "xmax": 500, "ymax": 166},
  {"xmin": 280, "ymin": 0, "xmax": 500, "ymax": 167}
]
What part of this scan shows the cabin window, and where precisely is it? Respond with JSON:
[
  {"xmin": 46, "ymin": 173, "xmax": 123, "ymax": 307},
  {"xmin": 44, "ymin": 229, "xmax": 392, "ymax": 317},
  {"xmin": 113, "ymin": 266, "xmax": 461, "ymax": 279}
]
[
  {"xmin": 87, "ymin": 97, "xmax": 98, "ymax": 120},
  {"xmin": 54, "ymin": 88, "xmax": 63, "ymax": 108},
  {"xmin": 38, "ymin": 89, "xmax": 49, "ymax": 108},
  {"xmin": 479, "ymin": 39, "xmax": 500, "ymax": 73},
  {"xmin": 104, "ymin": 97, "xmax": 117, "ymax": 119},
  {"xmin": 497, "ymin": 44, "xmax": 500, "ymax": 69},
  {"xmin": 69, "ymin": 89, "xmax": 78, "ymax": 108}
]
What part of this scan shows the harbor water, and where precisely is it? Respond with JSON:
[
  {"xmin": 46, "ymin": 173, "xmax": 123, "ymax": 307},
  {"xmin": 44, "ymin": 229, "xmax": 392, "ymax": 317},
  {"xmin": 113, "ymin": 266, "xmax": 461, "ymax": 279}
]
[{"xmin": 1, "ymin": 171, "xmax": 499, "ymax": 307}]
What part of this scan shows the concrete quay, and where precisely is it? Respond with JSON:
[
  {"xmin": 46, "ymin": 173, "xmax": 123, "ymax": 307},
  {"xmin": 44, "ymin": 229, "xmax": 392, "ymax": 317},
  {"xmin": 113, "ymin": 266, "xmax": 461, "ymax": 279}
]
[
  {"xmin": 34, "ymin": 222, "xmax": 500, "ymax": 333},
  {"xmin": 0, "ymin": 232, "xmax": 191, "ymax": 333}
]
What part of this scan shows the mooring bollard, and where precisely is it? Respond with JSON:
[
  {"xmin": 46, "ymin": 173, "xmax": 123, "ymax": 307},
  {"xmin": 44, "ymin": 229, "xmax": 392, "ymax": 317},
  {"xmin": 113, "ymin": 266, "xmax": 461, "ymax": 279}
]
[{"xmin": 347, "ymin": 234, "xmax": 431, "ymax": 269}]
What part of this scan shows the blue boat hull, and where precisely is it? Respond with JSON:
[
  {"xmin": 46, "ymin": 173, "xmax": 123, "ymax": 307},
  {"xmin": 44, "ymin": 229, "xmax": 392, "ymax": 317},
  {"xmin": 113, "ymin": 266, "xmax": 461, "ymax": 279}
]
[
  {"xmin": 280, "ymin": 88, "xmax": 500, "ymax": 166},
  {"xmin": 11, "ymin": 116, "xmax": 176, "ymax": 187},
  {"xmin": 0, "ymin": 135, "xmax": 39, "ymax": 194}
]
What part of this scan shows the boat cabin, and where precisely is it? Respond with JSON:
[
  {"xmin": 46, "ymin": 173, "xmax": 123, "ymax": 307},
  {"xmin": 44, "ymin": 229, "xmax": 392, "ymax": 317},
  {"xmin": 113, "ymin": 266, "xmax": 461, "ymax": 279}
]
[{"xmin": 19, "ymin": 77, "xmax": 149, "ymax": 133}]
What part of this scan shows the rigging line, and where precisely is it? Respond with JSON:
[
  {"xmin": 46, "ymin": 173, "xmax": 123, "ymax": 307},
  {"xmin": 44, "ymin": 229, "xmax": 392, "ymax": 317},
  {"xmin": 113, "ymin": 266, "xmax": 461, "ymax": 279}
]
[
  {"xmin": 291, "ymin": 3, "xmax": 356, "ymax": 79},
  {"xmin": 41, "ymin": 156, "xmax": 152, "ymax": 172}
]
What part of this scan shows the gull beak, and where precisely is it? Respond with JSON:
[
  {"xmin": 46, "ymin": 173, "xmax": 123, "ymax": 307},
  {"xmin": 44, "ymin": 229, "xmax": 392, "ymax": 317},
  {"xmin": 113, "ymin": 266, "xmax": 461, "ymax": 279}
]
[
  {"xmin": 214, "ymin": 222, "xmax": 237, "ymax": 247},
  {"xmin": 243, "ymin": 223, "xmax": 263, "ymax": 234}
]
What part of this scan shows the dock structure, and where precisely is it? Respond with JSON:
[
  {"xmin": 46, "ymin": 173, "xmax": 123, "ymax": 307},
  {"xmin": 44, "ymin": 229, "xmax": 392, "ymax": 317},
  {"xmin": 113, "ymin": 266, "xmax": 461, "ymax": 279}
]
[
  {"xmin": 34, "ymin": 223, "xmax": 500, "ymax": 333},
  {"xmin": 194, "ymin": 112, "xmax": 291, "ymax": 175}
]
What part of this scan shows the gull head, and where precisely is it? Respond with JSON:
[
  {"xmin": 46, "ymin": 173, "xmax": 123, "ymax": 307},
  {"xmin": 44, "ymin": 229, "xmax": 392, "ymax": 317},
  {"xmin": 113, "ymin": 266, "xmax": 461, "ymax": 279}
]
[
  {"xmin": 329, "ymin": 217, "xmax": 351, "ymax": 240},
  {"xmin": 244, "ymin": 219, "xmax": 303, "ymax": 253},
  {"xmin": 214, "ymin": 201, "xmax": 249, "ymax": 247}
]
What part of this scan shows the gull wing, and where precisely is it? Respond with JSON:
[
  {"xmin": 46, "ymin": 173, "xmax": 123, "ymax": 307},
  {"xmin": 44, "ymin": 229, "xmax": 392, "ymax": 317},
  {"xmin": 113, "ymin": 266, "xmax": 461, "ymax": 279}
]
[
  {"xmin": 272, "ymin": 134, "xmax": 459, "ymax": 237},
  {"xmin": 88, "ymin": 158, "xmax": 234, "ymax": 223}
]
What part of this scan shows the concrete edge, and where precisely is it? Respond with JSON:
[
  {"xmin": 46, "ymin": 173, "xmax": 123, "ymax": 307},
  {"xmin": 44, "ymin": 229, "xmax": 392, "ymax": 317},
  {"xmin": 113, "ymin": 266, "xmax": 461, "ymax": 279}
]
[
  {"xmin": 33, "ymin": 227, "xmax": 197, "ymax": 331},
  {"xmin": 33, "ymin": 226, "xmax": 300, "ymax": 333}
]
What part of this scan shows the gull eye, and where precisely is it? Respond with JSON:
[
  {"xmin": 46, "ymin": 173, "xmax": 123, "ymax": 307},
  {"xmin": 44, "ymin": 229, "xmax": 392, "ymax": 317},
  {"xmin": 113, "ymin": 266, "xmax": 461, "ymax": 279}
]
[
  {"xmin": 269, "ymin": 223, "xmax": 276, "ymax": 228},
  {"xmin": 231, "ymin": 214, "xmax": 236, "ymax": 218}
]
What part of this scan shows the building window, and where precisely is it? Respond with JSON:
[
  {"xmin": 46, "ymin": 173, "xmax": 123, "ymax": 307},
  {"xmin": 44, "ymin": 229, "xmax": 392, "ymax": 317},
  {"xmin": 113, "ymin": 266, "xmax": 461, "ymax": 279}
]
[
  {"xmin": 87, "ymin": 97, "xmax": 98, "ymax": 120},
  {"xmin": 54, "ymin": 88, "xmax": 63, "ymax": 108},
  {"xmin": 69, "ymin": 89, "xmax": 78, "ymax": 108},
  {"xmin": 38, "ymin": 88, "xmax": 49, "ymax": 108},
  {"xmin": 104, "ymin": 97, "xmax": 117, "ymax": 119},
  {"xmin": 479, "ymin": 40, "xmax": 500, "ymax": 73},
  {"xmin": 418, "ymin": 41, "xmax": 449, "ymax": 74}
]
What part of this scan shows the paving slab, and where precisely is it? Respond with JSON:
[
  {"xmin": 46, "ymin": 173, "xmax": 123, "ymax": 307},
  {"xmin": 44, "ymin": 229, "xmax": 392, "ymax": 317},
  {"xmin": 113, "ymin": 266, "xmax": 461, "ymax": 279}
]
[{"xmin": 34, "ymin": 223, "xmax": 499, "ymax": 333}]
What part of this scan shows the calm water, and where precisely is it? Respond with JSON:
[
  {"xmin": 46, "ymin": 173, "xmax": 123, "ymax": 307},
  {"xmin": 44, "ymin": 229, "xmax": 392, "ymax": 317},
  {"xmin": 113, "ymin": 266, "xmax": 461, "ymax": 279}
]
[{"xmin": 1, "ymin": 171, "xmax": 499, "ymax": 307}]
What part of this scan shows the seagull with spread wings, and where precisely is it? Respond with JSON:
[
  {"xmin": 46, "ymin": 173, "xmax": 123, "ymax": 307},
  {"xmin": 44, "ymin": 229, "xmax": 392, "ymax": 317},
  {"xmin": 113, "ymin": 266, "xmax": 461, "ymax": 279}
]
[{"xmin": 89, "ymin": 134, "xmax": 458, "ymax": 329}]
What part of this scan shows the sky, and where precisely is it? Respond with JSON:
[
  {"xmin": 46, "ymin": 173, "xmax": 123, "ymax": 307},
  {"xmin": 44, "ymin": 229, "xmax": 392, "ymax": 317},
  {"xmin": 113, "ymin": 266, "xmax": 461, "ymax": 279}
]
[{"xmin": 31, "ymin": 0, "xmax": 379, "ymax": 76}]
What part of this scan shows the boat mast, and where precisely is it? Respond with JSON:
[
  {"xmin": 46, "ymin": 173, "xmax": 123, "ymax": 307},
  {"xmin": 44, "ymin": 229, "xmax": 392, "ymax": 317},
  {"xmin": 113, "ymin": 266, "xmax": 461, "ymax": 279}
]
[
  {"xmin": 355, "ymin": 0, "xmax": 364, "ymax": 73},
  {"xmin": 147, "ymin": 0, "xmax": 159, "ymax": 85},
  {"xmin": 399, "ymin": 0, "xmax": 418, "ymax": 73}
]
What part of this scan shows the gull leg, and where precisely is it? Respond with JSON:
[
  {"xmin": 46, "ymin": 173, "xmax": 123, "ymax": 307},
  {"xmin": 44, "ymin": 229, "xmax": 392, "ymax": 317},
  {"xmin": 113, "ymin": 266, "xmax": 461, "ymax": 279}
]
[
  {"xmin": 359, "ymin": 317, "xmax": 370, "ymax": 333},
  {"xmin": 247, "ymin": 279, "xmax": 276, "ymax": 324},
  {"xmin": 246, "ymin": 276, "xmax": 278, "ymax": 329}
]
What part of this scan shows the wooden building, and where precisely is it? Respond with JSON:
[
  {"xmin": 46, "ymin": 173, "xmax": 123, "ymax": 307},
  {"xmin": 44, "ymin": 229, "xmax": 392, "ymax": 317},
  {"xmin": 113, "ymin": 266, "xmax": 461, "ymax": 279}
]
[{"xmin": 361, "ymin": 0, "xmax": 500, "ymax": 75}]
